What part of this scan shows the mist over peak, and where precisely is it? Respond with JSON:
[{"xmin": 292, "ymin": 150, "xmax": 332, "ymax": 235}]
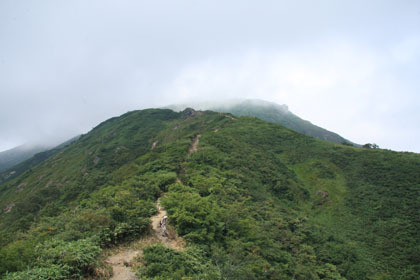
[
  {"xmin": 166, "ymin": 99, "xmax": 288, "ymax": 113},
  {"xmin": 166, "ymin": 98, "xmax": 352, "ymax": 145},
  {"xmin": 1, "ymin": 0, "xmax": 419, "ymax": 153}
]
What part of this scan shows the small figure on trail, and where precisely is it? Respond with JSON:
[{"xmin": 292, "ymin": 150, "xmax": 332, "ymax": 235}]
[
  {"xmin": 160, "ymin": 216, "xmax": 168, "ymax": 237},
  {"xmin": 160, "ymin": 215, "xmax": 167, "ymax": 227}
]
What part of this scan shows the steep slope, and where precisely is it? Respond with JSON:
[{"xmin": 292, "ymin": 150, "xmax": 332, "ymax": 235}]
[
  {"xmin": 0, "ymin": 108, "xmax": 419, "ymax": 279},
  {"xmin": 168, "ymin": 99, "xmax": 355, "ymax": 145}
]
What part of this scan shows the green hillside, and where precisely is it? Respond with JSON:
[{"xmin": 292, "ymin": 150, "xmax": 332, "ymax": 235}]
[
  {"xmin": 168, "ymin": 99, "xmax": 355, "ymax": 145},
  {"xmin": 0, "ymin": 108, "xmax": 419, "ymax": 279}
]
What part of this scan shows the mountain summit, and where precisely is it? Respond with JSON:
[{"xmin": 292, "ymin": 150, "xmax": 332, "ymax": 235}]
[{"xmin": 167, "ymin": 99, "xmax": 355, "ymax": 145}]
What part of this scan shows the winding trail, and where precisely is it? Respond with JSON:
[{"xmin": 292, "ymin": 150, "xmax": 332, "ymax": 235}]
[
  {"xmin": 187, "ymin": 134, "xmax": 201, "ymax": 157},
  {"xmin": 151, "ymin": 199, "xmax": 185, "ymax": 250},
  {"xmin": 105, "ymin": 200, "xmax": 184, "ymax": 280},
  {"xmin": 105, "ymin": 134, "xmax": 198, "ymax": 279}
]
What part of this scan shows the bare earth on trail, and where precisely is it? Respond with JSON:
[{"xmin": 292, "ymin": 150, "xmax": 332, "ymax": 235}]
[
  {"xmin": 151, "ymin": 199, "xmax": 185, "ymax": 250},
  {"xmin": 105, "ymin": 136, "xmax": 195, "ymax": 279},
  {"xmin": 187, "ymin": 134, "xmax": 201, "ymax": 157},
  {"xmin": 106, "ymin": 249, "xmax": 139, "ymax": 280},
  {"xmin": 105, "ymin": 199, "xmax": 185, "ymax": 280}
]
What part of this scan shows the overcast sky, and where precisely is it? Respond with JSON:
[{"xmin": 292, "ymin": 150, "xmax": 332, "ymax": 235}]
[{"xmin": 1, "ymin": 0, "xmax": 419, "ymax": 152}]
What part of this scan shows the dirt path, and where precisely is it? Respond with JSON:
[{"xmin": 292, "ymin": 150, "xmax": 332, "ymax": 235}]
[
  {"xmin": 187, "ymin": 134, "xmax": 201, "ymax": 157},
  {"xmin": 106, "ymin": 250, "xmax": 139, "ymax": 280},
  {"xmin": 105, "ymin": 135, "xmax": 195, "ymax": 279},
  {"xmin": 152, "ymin": 199, "xmax": 185, "ymax": 250},
  {"xmin": 105, "ymin": 200, "xmax": 184, "ymax": 279}
]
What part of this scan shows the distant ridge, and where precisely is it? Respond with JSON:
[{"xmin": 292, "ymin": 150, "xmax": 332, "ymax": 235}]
[
  {"xmin": 0, "ymin": 144, "xmax": 50, "ymax": 172},
  {"xmin": 0, "ymin": 136, "xmax": 80, "ymax": 184},
  {"xmin": 167, "ymin": 99, "xmax": 355, "ymax": 145}
]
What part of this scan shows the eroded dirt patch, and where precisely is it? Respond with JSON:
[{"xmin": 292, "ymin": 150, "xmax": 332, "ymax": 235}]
[
  {"xmin": 105, "ymin": 199, "xmax": 185, "ymax": 279},
  {"xmin": 187, "ymin": 134, "xmax": 201, "ymax": 157},
  {"xmin": 106, "ymin": 249, "xmax": 139, "ymax": 280}
]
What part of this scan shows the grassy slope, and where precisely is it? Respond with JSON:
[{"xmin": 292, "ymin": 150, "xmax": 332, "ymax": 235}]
[{"xmin": 0, "ymin": 109, "xmax": 419, "ymax": 279}]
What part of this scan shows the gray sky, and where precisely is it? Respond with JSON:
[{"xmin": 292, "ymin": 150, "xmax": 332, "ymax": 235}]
[{"xmin": 1, "ymin": 0, "xmax": 419, "ymax": 152}]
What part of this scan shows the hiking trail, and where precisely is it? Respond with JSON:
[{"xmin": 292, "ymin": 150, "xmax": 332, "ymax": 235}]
[
  {"xmin": 106, "ymin": 249, "xmax": 139, "ymax": 280},
  {"xmin": 105, "ymin": 134, "xmax": 197, "ymax": 279},
  {"xmin": 187, "ymin": 134, "xmax": 201, "ymax": 157},
  {"xmin": 151, "ymin": 199, "xmax": 185, "ymax": 250},
  {"xmin": 105, "ymin": 200, "xmax": 184, "ymax": 279}
]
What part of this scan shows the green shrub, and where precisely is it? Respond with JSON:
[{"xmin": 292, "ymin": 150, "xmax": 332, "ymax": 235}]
[
  {"xmin": 0, "ymin": 239, "xmax": 36, "ymax": 274},
  {"xmin": 162, "ymin": 191, "xmax": 223, "ymax": 244},
  {"xmin": 139, "ymin": 244, "xmax": 220, "ymax": 280},
  {"xmin": 36, "ymin": 238, "xmax": 101, "ymax": 276},
  {"xmin": 2, "ymin": 264, "xmax": 71, "ymax": 280}
]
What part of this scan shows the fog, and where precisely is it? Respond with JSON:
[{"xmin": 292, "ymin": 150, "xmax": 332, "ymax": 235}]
[{"xmin": 1, "ymin": 0, "xmax": 419, "ymax": 152}]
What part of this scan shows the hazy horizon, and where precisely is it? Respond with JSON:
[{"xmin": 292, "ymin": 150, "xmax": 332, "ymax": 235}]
[{"xmin": 1, "ymin": 1, "xmax": 419, "ymax": 152}]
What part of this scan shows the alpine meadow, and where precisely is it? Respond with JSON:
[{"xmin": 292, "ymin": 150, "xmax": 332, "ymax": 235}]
[{"xmin": 0, "ymin": 107, "xmax": 419, "ymax": 279}]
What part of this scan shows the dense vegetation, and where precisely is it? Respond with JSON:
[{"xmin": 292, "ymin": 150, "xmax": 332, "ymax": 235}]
[{"xmin": 0, "ymin": 108, "xmax": 419, "ymax": 279}]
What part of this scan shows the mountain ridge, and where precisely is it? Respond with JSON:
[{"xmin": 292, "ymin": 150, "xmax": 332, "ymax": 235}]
[
  {"xmin": 166, "ymin": 99, "xmax": 356, "ymax": 145},
  {"xmin": 0, "ymin": 136, "xmax": 80, "ymax": 185},
  {"xmin": 0, "ymin": 99, "xmax": 358, "ymax": 175},
  {"xmin": 0, "ymin": 108, "xmax": 419, "ymax": 279},
  {"xmin": 0, "ymin": 144, "xmax": 51, "ymax": 172}
]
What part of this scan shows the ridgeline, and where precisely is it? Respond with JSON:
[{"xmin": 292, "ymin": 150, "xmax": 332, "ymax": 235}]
[{"xmin": 0, "ymin": 108, "xmax": 419, "ymax": 279}]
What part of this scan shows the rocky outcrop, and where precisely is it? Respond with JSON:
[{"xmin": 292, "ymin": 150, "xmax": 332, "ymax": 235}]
[{"xmin": 182, "ymin": 108, "xmax": 202, "ymax": 118}]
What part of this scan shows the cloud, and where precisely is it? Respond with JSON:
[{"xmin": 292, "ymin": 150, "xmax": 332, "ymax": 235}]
[
  {"xmin": 0, "ymin": 0, "xmax": 419, "ymax": 152},
  {"xmin": 163, "ymin": 40, "xmax": 419, "ymax": 151}
]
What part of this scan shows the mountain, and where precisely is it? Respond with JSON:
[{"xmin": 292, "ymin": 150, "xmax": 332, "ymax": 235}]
[
  {"xmin": 168, "ymin": 99, "xmax": 355, "ymax": 145},
  {"xmin": 0, "ymin": 136, "xmax": 80, "ymax": 185},
  {"xmin": 0, "ymin": 144, "xmax": 51, "ymax": 173},
  {"xmin": 0, "ymin": 108, "xmax": 419, "ymax": 279}
]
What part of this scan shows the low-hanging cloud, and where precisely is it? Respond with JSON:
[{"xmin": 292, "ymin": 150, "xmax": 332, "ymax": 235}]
[
  {"xmin": 162, "ymin": 40, "xmax": 420, "ymax": 152},
  {"xmin": 0, "ymin": 0, "xmax": 419, "ymax": 152}
]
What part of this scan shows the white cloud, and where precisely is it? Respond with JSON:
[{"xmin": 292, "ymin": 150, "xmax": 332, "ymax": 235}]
[
  {"xmin": 1, "ymin": 0, "xmax": 419, "ymax": 152},
  {"xmin": 164, "ymin": 41, "xmax": 418, "ymax": 151}
]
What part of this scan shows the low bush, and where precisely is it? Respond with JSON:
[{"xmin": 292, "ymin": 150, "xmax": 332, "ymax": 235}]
[
  {"xmin": 139, "ymin": 244, "xmax": 220, "ymax": 279},
  {"xmin": 36, "ymin": 238, "xmax": 101, "ymax": 276},
  {"xmin": 2, "ymin": 264, "xmax": 71, "ymax": 280}
]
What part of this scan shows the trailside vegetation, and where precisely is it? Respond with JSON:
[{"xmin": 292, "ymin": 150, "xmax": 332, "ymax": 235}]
[{"xmin": 0, "ymin": 108, "xmax": 419, "ymax": 279}]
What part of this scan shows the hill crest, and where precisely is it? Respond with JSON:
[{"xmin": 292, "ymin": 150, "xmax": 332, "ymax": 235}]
[{"xmin": 166, "ymin": 99, "xmax": 355, "ymax": 145}]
